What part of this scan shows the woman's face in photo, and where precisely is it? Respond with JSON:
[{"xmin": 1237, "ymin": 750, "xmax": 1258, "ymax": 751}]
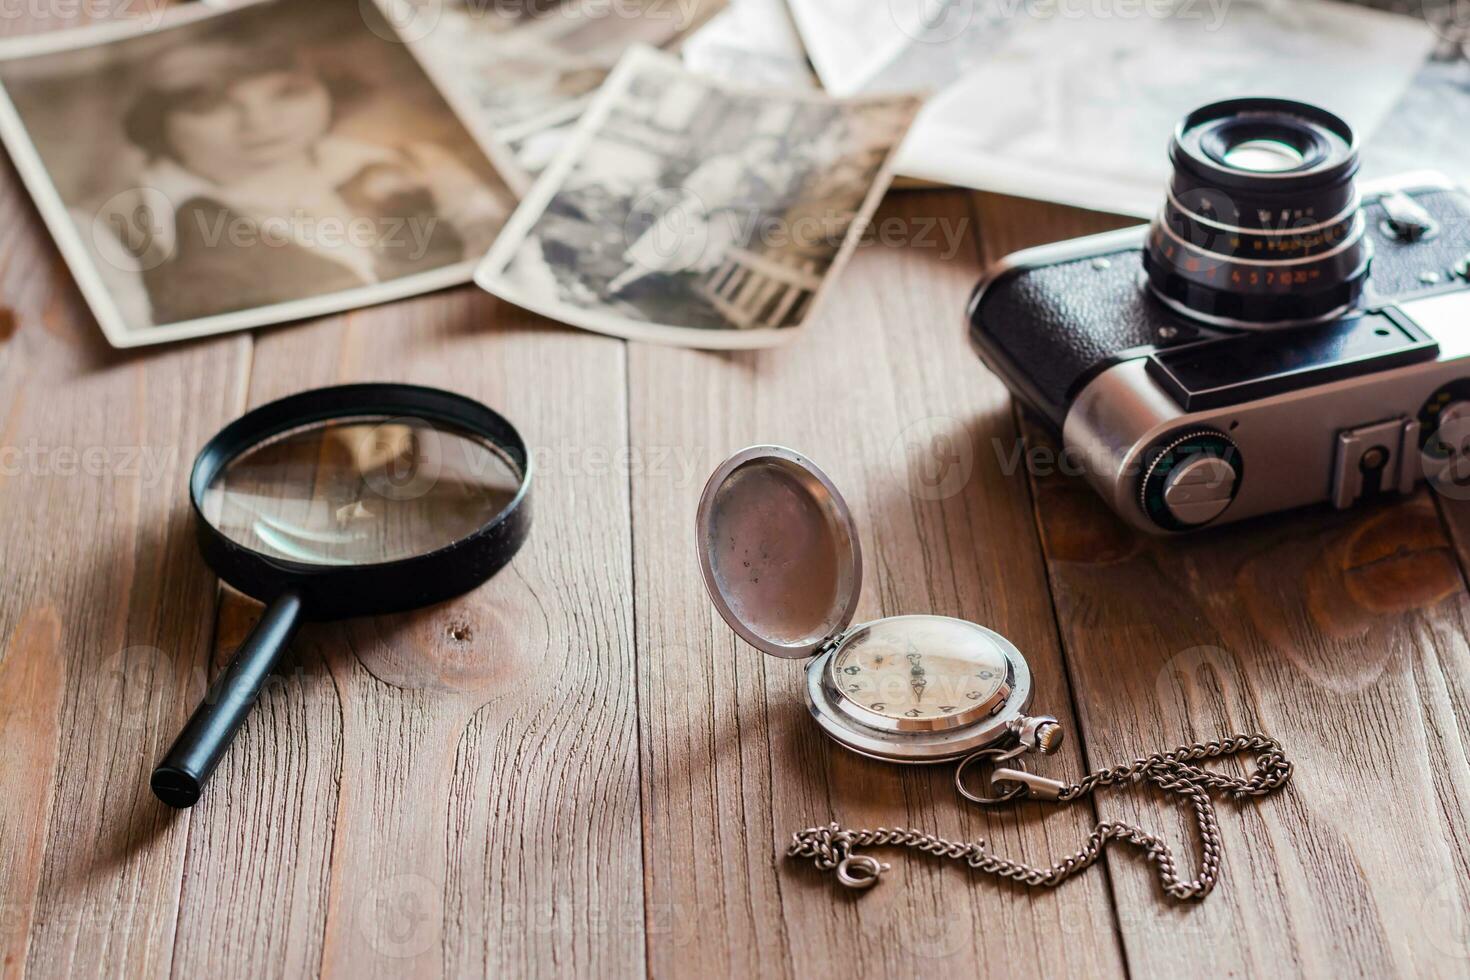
[{"xmin": 165, "ymin": 70, "xmax": 333, "ymax": 183}]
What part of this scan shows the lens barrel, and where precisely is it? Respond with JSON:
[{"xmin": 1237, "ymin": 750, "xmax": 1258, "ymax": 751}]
[{"xmin": 1143, "ymin": 98, "xmax": 1371, "ymax": 329}]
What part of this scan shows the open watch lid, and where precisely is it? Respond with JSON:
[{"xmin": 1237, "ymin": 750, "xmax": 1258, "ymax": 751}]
[{"xmin": 696, "ymin": 446, "xmax": 862, "ymax": 659}]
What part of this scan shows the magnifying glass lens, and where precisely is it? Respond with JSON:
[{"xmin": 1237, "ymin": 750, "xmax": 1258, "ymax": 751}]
[
  {"xmin": 202, "ymin": 416, "xmax": 523, "ymax": 566},
  {"xmin": 154, "ymin": 385, "xmax": 531, "ymax": 809}
]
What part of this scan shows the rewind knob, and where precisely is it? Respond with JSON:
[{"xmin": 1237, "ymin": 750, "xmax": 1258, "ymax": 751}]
[{"xmin": 1139, "ymin": 431, "xmax": 1243, "ymax": 531}]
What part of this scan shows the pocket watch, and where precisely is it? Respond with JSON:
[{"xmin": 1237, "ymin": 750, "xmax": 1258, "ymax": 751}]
[
  {"xmin": 697, "ymin": 447, "xmax": 1294, "ymax": 901},
  {"xmin": 696, "ymin": 446, "xmax": 1062, "ymax": 765}
]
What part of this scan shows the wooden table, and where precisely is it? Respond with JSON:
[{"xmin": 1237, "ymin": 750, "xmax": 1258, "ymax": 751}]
[{"xmin": 5, "ymin": 35, "xmax": 1470, "ymax": 980}]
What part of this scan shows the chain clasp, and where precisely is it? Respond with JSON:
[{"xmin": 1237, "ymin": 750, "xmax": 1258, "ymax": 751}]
[
  {"xmin": 990, "ymin": 766, "xmax": 1065, "ymax": 801},
  {"xmin": 955, "ymin": 742, "xmax": 1067, "ymax": 805}
]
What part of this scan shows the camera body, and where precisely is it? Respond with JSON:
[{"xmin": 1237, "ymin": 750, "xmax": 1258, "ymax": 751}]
[{"xmin": 969, "ymin": 172, "xmax": 1470, "ymax": 533}]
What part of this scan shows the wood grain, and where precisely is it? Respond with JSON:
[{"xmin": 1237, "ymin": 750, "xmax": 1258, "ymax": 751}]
[
  {"xmin": 0, "ymin": 15, "xmax": 249, "ymax": 980},
  {"xmin": 991, "ymin": 195, "xmax": 1470, "ymax": 978},
  {"xmin": 1, "ymin": 5, "xmax": 1467, "ymax": 967},
  {"xmin": 627, "ymin": 191, "xmax": 1126, "ymax": 978},
  {"xmin": 162, "ymin": 291, "xmax": 644, "ymax": 979},
  {"xmin": 0, "ymin": 122, "xmax": 251, "ymax": 980}
]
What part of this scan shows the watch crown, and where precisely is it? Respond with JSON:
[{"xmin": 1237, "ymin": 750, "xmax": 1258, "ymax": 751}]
[
  {"xmin": 1013, "ymin": 715, "xmax": 1064, "ymax": 754},
  {"xmin": 1035, "ymin": 721, "xmax": 1065, "ymax": 755}
]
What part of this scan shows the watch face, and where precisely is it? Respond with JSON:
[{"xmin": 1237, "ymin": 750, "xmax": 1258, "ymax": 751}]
[{"xmin": 826, "ymin": 616, "xmax": 1012, "ymax": 733}]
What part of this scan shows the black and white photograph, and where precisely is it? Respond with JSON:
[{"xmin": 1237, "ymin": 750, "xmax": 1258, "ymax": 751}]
[
  {"xmin": 1361, "ymin": 25, "xmax": 1470, "ymax": 187},
  {"xmin": 681, "ymin": 0, "xmax": 818, "ymax": 90},
  {"xmin": 786, "ymin": 0, "xmax": 1435, "ymax": 215},
  {"xmin": 785, "ymin": 0, "xmax": 918, "ymax": 94},
  {"xmin": 474, "ymin": 45, "xmax": 921, "ymax": 348},
  {"xmin": 890, "ymin": 0, "xmax": 1435, "ymax": 215},
  {"xmin": 400, "ymin": 0, "xmax": 726, "ymax": 192},
  {"xmin": 0, "ymin": 0, "xmax": 512, "ymax": 347}
]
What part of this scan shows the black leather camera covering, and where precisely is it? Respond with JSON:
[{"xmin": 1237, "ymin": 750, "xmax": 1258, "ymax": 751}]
[{"xmin": 969, "ymin": 188, "xmax": 1470, "ymax": 429}]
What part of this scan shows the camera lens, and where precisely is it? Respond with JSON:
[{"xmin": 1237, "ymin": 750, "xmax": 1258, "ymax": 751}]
[
  {"xmin": 1143, "ymin": 98, "xmax": 1371, "ymax": 329},
  {"xmin": 1221, "ymin": 139, "xmax": 1305, "ymax": 173}
]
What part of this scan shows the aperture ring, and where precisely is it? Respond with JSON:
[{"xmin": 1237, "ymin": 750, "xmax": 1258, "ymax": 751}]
[
  {"xmin": 1154, "ymin": 209, "xmax": 1366, "ymax": 268},
  {"xmin": 1164, "ymin": 186, "xmax": 1361, "ymax": 237}
]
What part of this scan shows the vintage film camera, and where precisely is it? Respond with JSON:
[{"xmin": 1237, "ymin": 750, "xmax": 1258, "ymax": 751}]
[{"xmin": 968, "ymin": 98, "xmax": 1470, "ymax": 533}]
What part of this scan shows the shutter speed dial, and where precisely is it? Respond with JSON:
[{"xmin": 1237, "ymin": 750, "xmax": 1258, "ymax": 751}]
[{"xmin": 1139, "ymin": 431, "xmax": 1243, "ymax": 531}]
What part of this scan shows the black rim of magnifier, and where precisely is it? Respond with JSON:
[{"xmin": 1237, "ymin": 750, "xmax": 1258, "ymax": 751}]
[
  {"xmin": 189, "ymin": 382, "xmax": 531, "ymax": 619},
  {"xmin": 153, "ymin": 383, "xmax": 532, "ymax": 809}
]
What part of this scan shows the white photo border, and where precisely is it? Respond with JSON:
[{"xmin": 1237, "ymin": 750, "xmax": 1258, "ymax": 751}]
[{"xmin": 0, "ymin": 0, "xmax": 496, "ymax": 348}]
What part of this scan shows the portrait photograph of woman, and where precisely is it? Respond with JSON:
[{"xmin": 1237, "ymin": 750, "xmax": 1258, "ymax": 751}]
[{"xmin": 0, "ymin": 0, "xmax": 512, "ymax": 347}]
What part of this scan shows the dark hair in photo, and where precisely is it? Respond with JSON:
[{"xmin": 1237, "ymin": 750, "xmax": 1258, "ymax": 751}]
[{"xmin": 122, "ymin": 32, "xmax": 368, "ymax": 162}]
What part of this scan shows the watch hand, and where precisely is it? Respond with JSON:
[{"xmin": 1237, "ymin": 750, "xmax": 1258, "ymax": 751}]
[{"xmin": 908, "ymin": 652, "xmax": 926, "ymax": 701}]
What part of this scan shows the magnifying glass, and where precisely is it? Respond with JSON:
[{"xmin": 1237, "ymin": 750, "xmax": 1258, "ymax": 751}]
[{"xmin": 152, "ymin": 383, "xmax": 531, "ymax": 809}]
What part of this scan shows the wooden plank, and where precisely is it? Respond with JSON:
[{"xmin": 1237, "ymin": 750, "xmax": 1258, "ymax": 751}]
[
  {"xmin": 0, "ymin": 5, "xmax": 247, "ymax": 980},
  {"xmin": 164, "ymin": 289, "xmax": 644, "ymax": 979},
  {"xmin": 988, "ymin": 193, "xmax": 1470, "ymax": 977},
  {"xmin": 628, "ymin": 191, "xmax": 1126, "ymax": 977},
  {"xmin": 969, "ymin": 191, "xmax": 1139, "ymax": 263}
]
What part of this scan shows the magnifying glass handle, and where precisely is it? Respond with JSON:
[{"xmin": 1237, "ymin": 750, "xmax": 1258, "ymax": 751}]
[{"xmin": 151, "ymin": 591, "xmax": 304, "ymax": 808}]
